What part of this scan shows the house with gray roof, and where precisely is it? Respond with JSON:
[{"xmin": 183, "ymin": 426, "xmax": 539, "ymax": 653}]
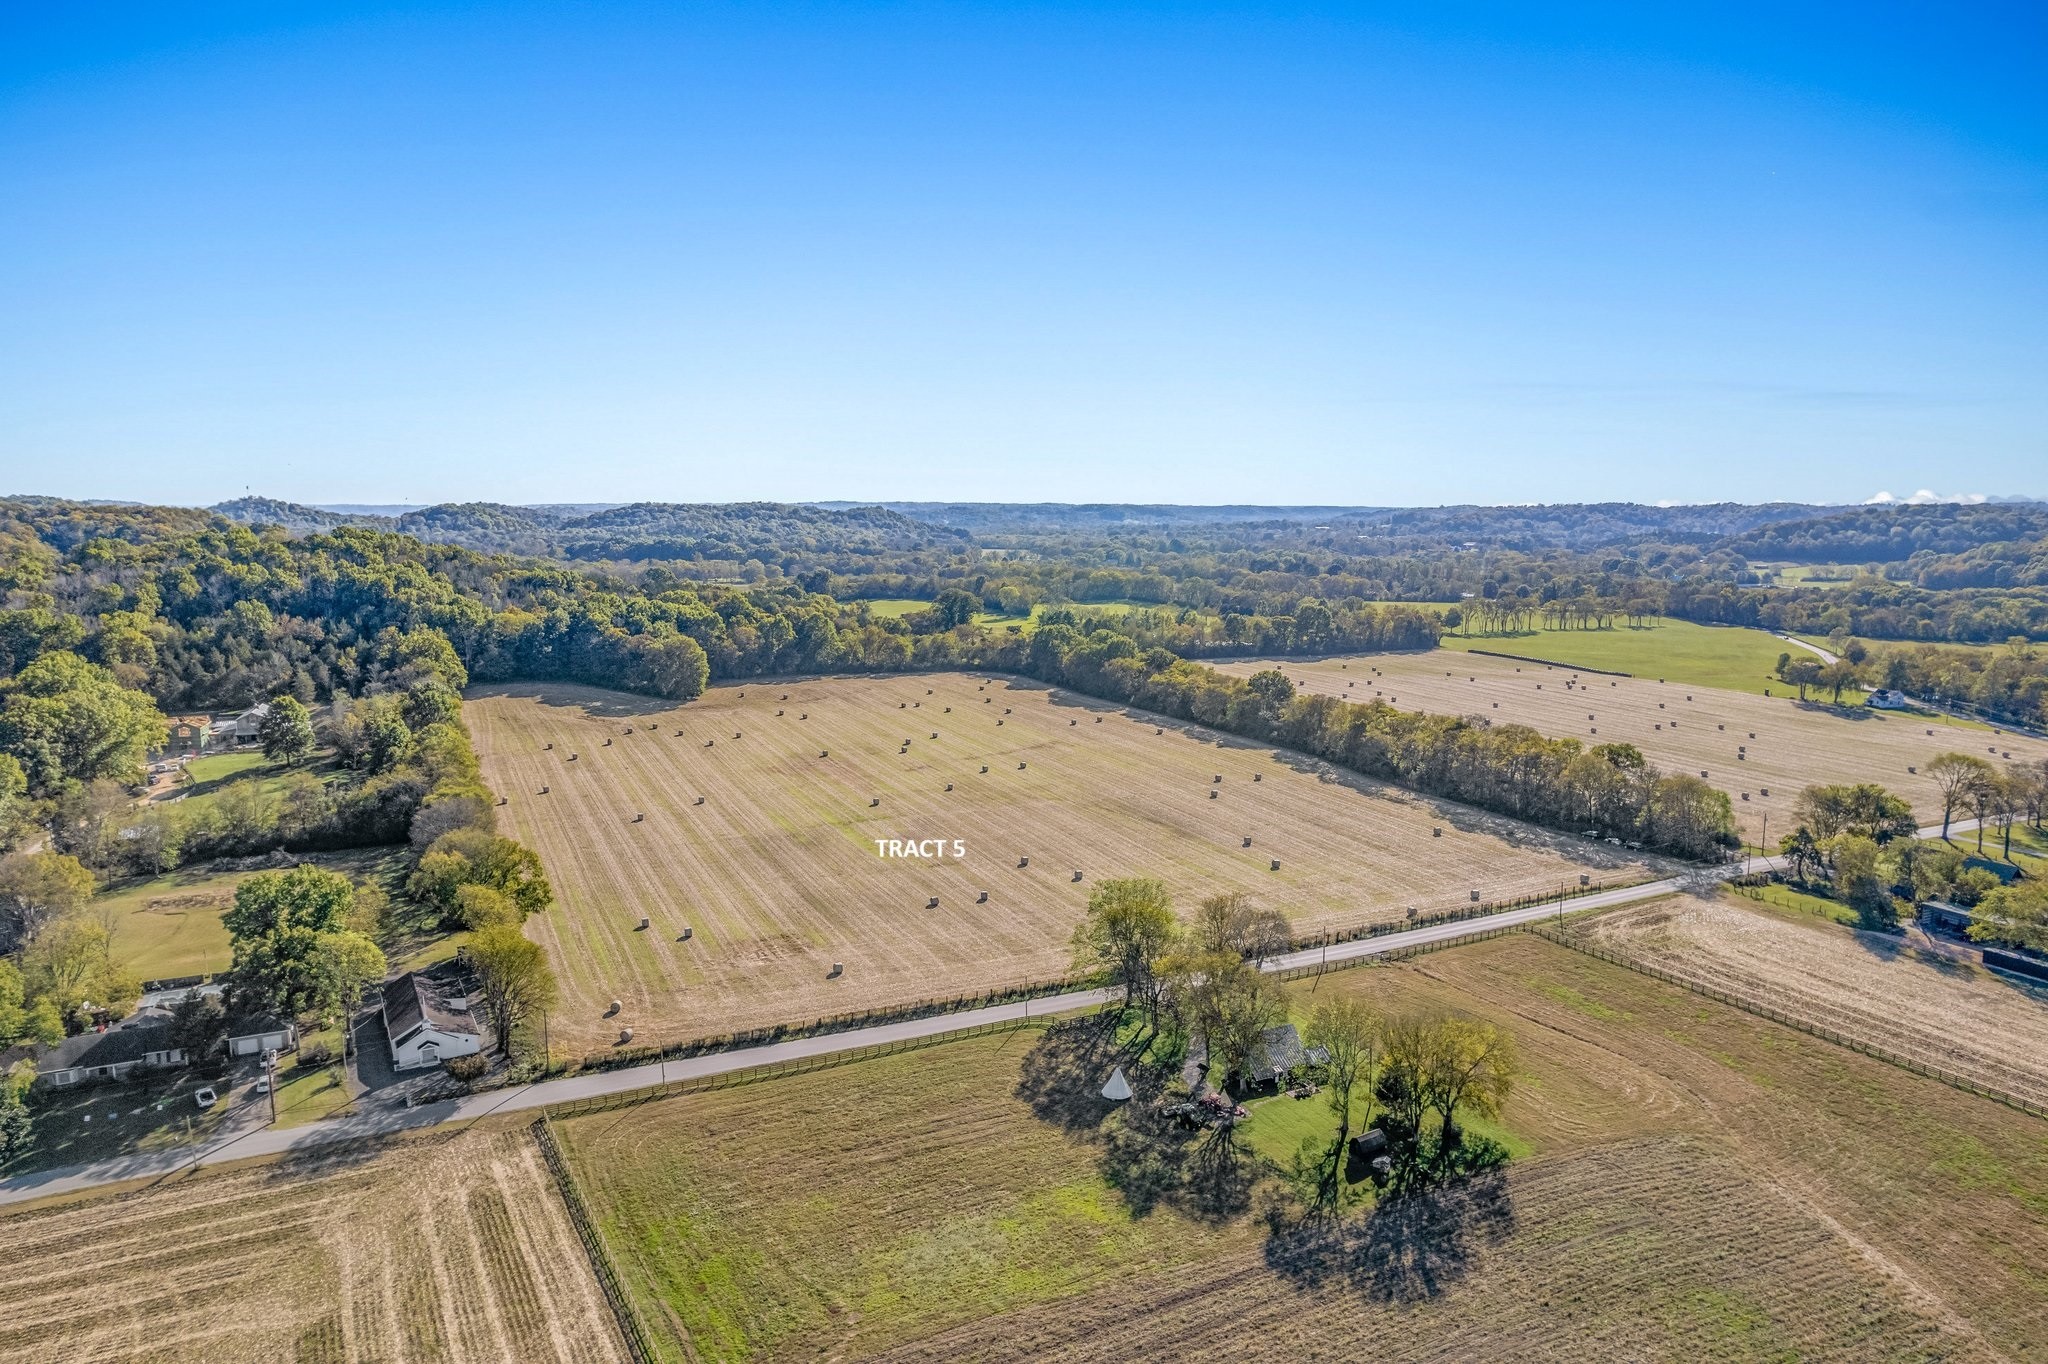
[
  {"xmin": 38, "ymin": 1017, "xmax": 187, "ymax": 1088},
  {"xmin": 382, "ymin": 971, "xmax": 484, "ymax": 1070}
]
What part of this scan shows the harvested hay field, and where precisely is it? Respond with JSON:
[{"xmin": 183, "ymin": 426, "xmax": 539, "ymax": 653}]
[
  {"xmin": 1215, "ymin": 651, "xmax": 2048, "ymax": 842},
  {"xmin": 0, "ymin": 1128, "xmax": 625, "ymax": 1364},
  {"xmin": 1578, "ymin": 892, "xmax": 2048, "ymax": 1109},
  {"xmin": 558, "ymin": 934, "xmax": 2047, "ymax": 1364},
  {"xmin": 467, "ymin": 676, "xmax": 1659, "ymax": 1052}
]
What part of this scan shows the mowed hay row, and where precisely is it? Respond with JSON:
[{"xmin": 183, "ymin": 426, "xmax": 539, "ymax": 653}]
[
  {"xmin": 467, "ymin": 676, "xmax": 1660, "ymax": 1050},
  {"xmin": 1580, "ymin": 895, "xmax": 2048, "ymax": 1109},
  {"xmin": 0, "ymin": 1131, "xmax": 626, "ymax": 1364},
  {"xmin": 873, "ymin": 1137, "xmax": 1984, "ymax": 1364},
  {"xmin": 1215, "ymin": 652, "xmax": 2048, "ymax": 841}
]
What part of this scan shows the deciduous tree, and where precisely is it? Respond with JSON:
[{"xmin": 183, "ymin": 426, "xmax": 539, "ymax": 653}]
[
  {"xmin": 470, "ymin": 924, "xmax": 559, "ymax": 1057},
  {"xmin": 1070, "ymin": 877, "xmax": 1178, "ymax": 1025}
]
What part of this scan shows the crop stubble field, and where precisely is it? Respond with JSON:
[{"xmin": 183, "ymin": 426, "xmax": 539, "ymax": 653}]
[
  {"xmin": 468, "ymin": 675, "xmax": 1660, "ymax": 1050},
  {"xmin": 1580, "ymin": 893, "xmax": 2048, "ymax": 1109},
  {"xmin": 558, "ymin": 932, "xmax": 2047, "ymax": 1364},
  {"xmin": 1215, "ymin": 651, "xmax": 2048, "ymax": 842},
  {"xmin": 0, "ymin": 1129, "xmax": 625, "ymax": 1364}
]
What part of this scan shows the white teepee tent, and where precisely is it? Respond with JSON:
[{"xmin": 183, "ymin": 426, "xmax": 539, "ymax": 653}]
[{"xmin": 1100, "ymin": 1066, "xmax": 1133, "ymax": 1102}]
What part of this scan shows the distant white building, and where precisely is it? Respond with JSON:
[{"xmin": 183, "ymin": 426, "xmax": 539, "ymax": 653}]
[
  {"xmin": 382, "ymin": 972, "xmax": 484, "ymax": 1070},
  {"xmin": 232, "ymin": 702, "xmax": 272, "ymax": 742},
  {"xmin": 1867, "ymin": 689, "xmax": 1910, "ymax": 710}
]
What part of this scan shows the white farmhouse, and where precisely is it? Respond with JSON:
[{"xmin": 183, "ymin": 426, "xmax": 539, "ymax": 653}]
[{"xmin": 382, "ymin": 971, "xmax": 484, "ymax": 1070}]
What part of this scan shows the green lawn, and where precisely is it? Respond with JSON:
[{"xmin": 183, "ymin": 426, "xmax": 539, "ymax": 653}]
[
  {"xmin": 97, "ymin": 846, "xmax": 412, "ymax": 983},
  {"xmin": 274, "ymin": 1027, "xmax": 355, "ymax": 1126},
  {"xmin": 1440, "ymin": 615, "xmax": 1818, "ymax": 697},
  {"xmin": 172, "ymin": 749, "xmax": 344, "ymax": 816},
  {"xmin": 857, "ymin": 598, "xmax": 931, "ymax": 619}
]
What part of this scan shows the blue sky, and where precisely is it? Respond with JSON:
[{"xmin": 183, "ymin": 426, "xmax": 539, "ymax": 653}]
[{"xmin": 2, "ymin": 2, "xmax": 2042, "ymax": 507}]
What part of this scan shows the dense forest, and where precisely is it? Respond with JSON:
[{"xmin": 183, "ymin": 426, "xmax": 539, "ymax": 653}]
[{"xmin": 198, "ymin": 495, "xmax": 2048, "ymax": 646}]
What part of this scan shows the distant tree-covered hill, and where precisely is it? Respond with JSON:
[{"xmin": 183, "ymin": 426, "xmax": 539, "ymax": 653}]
[
  {"xmin": 859, "ymin": 500, "xmax": 1832, "ymax": 549},
  {"xmin": 1716, "ymin": 503, "xmax": 2048, "ymax": 565},
  {"xmin": 213, "ymin": 497, "xmax": 964, "ymax": 562}
]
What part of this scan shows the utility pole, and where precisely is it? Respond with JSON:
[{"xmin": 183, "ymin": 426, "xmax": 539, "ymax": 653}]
[{"xmin": 265, "ymin": 1050, "xmax": 278, "ymax": 1125}]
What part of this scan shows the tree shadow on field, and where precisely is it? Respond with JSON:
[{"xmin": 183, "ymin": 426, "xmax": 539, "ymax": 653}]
[
  {"xmin": 1014, "ymin": 1015, "xmax": 1129, "ymax": 1136},
  {"xmin": 1015, "ymin": 1016, "xmax": 1253, "ymax": 1222},
  {"xmin": 1260, "ymin": 1170, "xmax": 1516, "ymax": 1305},
  {"xmin": 1790, "ymin": 699, "xmax": 1881, "ymax": 723},
  {"xmin": 465, "ymin": 682, "xmax": 676, "ymax": 718}
]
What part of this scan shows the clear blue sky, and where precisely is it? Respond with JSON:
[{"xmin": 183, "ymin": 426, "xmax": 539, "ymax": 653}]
[{"xmin": 2, "ymin": 2, "xmax": 2042, "ymax": 508}]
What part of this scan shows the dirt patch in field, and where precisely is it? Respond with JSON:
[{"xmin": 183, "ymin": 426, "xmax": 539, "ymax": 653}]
[
  {"xmin": 0, "ymin": 1129, "xmax": 626, "ymax": 1364},
  {"xmin": 468, "ymin": 675, "xmax": 1665, "ymax": 1052},
  {"xmin": 1215, "ymin": 652, "xmax": 2048, "ymax": 842}
]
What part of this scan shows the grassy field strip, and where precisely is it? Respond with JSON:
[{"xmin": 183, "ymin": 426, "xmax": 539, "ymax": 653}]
[
  {"xmin": 558, "ymin": 931, "xmax": 2043, "ymax": 1362},
  {"xmin": 1539, "ymin": 912, "xmax": 2048, "ymax": 1117},
  {"xmin": 1219, "ymin": 652, "xmax": 2048, "ymax": 842},
  {"xmin": 470, "ymin": 675, "xmax": 1658, "ymax": 1052},
  {"xmin": 1435, "ymin": 616, "xmax": 1814, "ymax": 695}
]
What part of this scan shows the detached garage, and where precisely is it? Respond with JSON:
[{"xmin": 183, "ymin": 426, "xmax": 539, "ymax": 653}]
[{"xmin": 227, "ymin": 1014, "xmax": 298, "ymax": 1058}]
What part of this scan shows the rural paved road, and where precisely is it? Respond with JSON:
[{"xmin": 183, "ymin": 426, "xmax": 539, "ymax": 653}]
[
  {"xmin": 0, "ymin": 818, "xmax": 1989, "ymax": 1209},
  {"xmin": 1775, "ymin": 632, "xmax": 1840, "ymax": 665}
]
